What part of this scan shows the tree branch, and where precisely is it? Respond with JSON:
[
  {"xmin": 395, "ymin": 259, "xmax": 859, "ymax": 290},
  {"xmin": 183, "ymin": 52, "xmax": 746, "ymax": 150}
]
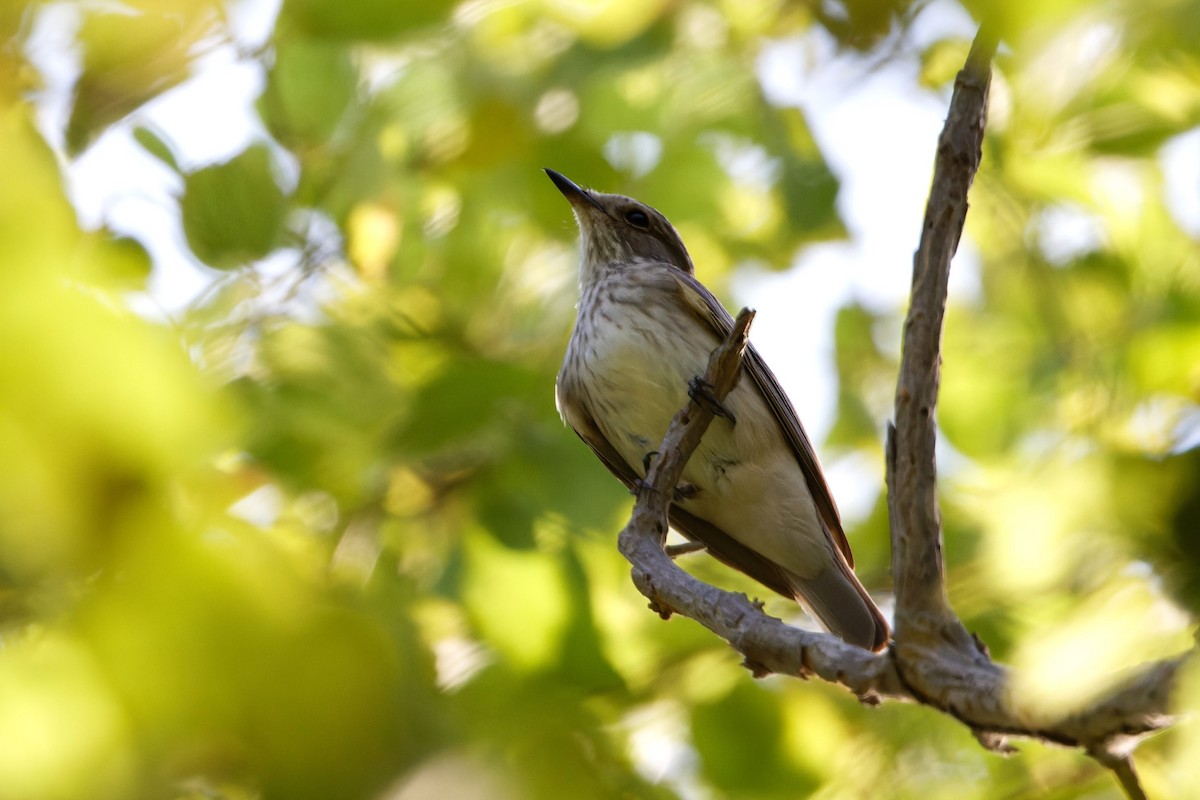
[
  {"xmin": 613, "ymin": 25, "xmax": 1190, "ymax": 800},
  {"xmin": 889, "ymin": 29, "xmax": 996, "ymax": 646}
]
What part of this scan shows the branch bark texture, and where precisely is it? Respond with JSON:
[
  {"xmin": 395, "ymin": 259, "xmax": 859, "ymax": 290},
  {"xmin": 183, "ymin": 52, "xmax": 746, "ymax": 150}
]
[
  {"xmin": 611, "ymin": 25, "xmax": 1191, "ymax": 800},
  {"xmin": 889, "ymin": 32, "xmax": 995, "ymax": 644}
]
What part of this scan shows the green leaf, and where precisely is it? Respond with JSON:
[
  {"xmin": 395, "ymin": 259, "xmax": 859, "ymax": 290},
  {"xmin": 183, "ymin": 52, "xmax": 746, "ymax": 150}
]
[
  {"xmin": 692, "ymin": 682, "xmax": 818, "ymax": 796},
  {"xmin": 180, "ymin": 144, "xmax": 288, "ymax": 269},
  {"xmin": 474, "ymin": 472, "xmax": 539, "ymax": 549},
  {"xmin": 767, "ymin": 107, "xmax": 845, "ymax": 244},
  {"xmin": 554, "ymin": 543, "xmax": 625, "ymax": 692},
  {"xmin": 281, "ymin": 0, "xmax": 458, "ymax": 41},
  {"xmin": 75, "ymin": 232, "xmax": 153, "ymax": 291},
  {"xmin": 920, "ymin": 37, "xmax": 972, "ymax": 89},
  {"xmin": 132, "ymin": 125, "xmax": 180, "ymax": 172},
  {"xmin": 67, "ymin": 7, "xmax": 211, "ymax": 154},
  {"xmin": 393, "ymin": 358, "xmax": 544, "ymax": 456},
  {"xmin": 259, "ymin": 38, "xmax": 359, "ymax": 148}
]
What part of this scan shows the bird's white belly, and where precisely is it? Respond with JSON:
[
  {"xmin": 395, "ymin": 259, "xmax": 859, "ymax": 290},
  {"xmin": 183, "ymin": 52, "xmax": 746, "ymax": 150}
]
[
  {"xmin": 581, "ymin": 312, "xmax": 709, "ymax": 465},
  {"xmin": 680, "ymin": 443, "xmax": 828, "ymax": 578},
  {"xmin": 581, "ymin": 321, "xmax": 830, "ymax": 579}
]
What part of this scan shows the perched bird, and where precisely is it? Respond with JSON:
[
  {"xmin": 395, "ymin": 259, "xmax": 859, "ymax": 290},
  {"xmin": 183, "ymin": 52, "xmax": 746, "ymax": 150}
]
[{"xmin": 547, "ymin": 168, "xmax": 889, "ymax": 652}]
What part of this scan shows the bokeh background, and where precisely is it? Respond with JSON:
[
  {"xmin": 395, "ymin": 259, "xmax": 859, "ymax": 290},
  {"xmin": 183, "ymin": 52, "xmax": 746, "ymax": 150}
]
[{"xmin": 2, "ymin": 0, "xmax": 1199, "ymax": 797}]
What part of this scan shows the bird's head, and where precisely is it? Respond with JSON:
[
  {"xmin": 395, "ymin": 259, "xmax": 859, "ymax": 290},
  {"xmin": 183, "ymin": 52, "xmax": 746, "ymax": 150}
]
[{"xmin": 545, "ymin": 168, "xmax": 694, "ymax": 286}]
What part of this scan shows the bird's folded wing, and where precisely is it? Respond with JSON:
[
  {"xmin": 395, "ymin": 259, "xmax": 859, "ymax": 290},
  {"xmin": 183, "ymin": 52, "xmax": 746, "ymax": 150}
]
[{"xmin": 667, "ymin": 268, "xmax": 855, "ymax": 567}]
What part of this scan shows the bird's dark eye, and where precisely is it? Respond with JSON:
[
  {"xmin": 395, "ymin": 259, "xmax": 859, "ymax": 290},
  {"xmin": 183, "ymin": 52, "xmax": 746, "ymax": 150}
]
[{"xmin": 625, "ymin": 209, "xmax": 650, "ymax": 228}]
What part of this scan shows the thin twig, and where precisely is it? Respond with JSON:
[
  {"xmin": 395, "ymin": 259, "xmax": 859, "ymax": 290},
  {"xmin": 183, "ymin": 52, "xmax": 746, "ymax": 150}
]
[
  {"xmin": 631, "ymin": 307, "xmax": 756, "ymax": 523},
  {"xmin": 1090, "ymin": 748, "xmax": 1149, "ymax": 800}
]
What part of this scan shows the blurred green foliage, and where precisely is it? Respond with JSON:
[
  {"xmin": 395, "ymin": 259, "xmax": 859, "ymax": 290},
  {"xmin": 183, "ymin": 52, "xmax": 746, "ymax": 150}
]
[{"xmin": 1, "ymin": 0, "xmax": 1198, "ymax": 798}]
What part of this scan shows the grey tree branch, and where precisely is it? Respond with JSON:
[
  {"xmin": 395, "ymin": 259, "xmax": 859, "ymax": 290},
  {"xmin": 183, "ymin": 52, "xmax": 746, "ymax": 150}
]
[
  {"xmin": 889, "ymin": 31, "xmax": 996, "ymax": 645},
  {"xmin": 613, "ymin": 24, "xmax": 1191, "ymax": 800}
]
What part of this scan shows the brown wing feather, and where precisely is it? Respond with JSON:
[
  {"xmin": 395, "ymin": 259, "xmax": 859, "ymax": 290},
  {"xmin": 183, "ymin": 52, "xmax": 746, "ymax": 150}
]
[
  {"xmin": 666, "ymin": 506, "xmax": 796, "ymax": 598},
  {"xmin": 558, "ymin": 384, "xmax": 797, "ymax": 598},
  {"xmin": 666, "ymin": 269, "xmax": 855, "ymax": 567}
]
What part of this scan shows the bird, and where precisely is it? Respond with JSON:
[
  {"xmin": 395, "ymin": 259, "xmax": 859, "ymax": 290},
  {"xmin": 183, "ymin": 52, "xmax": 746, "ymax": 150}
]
[{"xmin": 546, "ymin": 168, "xmax": 889, "ymax": 652}]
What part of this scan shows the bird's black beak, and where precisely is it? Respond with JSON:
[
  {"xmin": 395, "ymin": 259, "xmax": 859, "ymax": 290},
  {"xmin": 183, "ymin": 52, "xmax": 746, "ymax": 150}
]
[{"xmin": 544, "ymin": 168, "xmax": 607, "ymax": 214}]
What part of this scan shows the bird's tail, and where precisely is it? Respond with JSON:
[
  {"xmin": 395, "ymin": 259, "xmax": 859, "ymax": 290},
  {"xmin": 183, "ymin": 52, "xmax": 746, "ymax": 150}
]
[{"xmin": 787, "ymin": 558, "xmax": 890, "ymax": 652}]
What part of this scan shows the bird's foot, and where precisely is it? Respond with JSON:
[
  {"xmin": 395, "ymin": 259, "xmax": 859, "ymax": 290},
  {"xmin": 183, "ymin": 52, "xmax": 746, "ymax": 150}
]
[
  {"xmin": 631, "ymin": 478, "xmax": 656, "ymax": 497},
  {"xmin": 672, "ymin": 482, "xmax": 698, "ymax": 502},
  {"xmin": 641, "ymin": 452, "xmax": 698, "ymax": 498},
  {"xmin": 688, "ymin": 377, "xmax": 736, "ymax": 423}
]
